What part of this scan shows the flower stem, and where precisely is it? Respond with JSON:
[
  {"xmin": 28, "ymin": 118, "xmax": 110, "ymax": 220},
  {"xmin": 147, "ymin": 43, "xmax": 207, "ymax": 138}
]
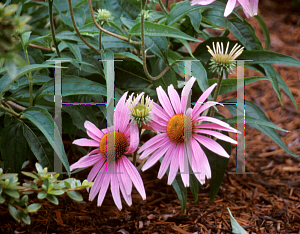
[
  {"xmin": 24, "ymin": 46, "xmax": 34, "ymax": 107},
  {"xmin": 99, "ymin": 30, "xmax": 102, "ymax": 51},
  {"xmin": 48, "ymin": 0, "xmax": 61, "ymax": 58},
  {"xmin": 158, "ymin": 0, "xmax": 169, "ymax": 14},
  {"xmin": 0, "ymin": 104, "xmax": 20, "ymax": 117},
  {"xmin": 209, "ymin": 71, "xmax": 226, "ymax": 117}
]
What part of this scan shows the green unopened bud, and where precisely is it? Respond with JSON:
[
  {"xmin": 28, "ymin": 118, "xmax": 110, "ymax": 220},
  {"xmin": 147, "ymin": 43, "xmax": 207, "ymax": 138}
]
[
  {"xmin": 96, "ymin": 9, "xmax": 114, "ymax": 25},
  {"xmin": 207, "ymin": 42, "xmax": 244, "ymax": 74}
]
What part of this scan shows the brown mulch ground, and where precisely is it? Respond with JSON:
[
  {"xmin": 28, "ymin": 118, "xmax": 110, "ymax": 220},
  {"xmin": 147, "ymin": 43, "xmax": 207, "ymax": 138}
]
[{"xmin": 1, "ymin": 0, "xmax": 300, "ymax": 233}]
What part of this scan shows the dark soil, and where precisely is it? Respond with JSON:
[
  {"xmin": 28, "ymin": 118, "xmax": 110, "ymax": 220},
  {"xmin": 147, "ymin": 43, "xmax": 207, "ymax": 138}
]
[{"xmin": 1, "ymin": 0, "xmax": 300, "ymax": 233}]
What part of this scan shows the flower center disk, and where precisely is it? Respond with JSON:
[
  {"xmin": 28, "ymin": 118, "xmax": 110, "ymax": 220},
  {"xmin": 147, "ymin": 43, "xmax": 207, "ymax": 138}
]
[
  {"xmin": 166, "ymin": 114, "xmax": 193, "ymax": 143},
  {"xmin": 99, "ymin": 131, "xmax": 128, "ymax": 161}
]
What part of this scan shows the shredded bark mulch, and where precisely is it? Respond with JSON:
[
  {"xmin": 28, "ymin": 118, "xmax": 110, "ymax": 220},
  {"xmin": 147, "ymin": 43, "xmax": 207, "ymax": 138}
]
[{"xmin": 1, "ymin": 0, "xmax": 300, "ymax": 233}]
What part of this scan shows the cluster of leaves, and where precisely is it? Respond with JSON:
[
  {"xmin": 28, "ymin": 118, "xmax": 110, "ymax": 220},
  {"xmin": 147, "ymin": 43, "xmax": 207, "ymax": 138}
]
[
  {"xmin": 0, "ymin": 163, "xmax": 93, "ymax": 225},
  {"xmin": 0, "ymin": 0, "xmax": 299, "ymax": 214}
]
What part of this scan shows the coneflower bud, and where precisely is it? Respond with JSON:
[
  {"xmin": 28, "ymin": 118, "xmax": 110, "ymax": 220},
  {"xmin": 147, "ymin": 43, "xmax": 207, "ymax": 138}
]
[
  {"xmin": 95, "ymin": 9, "xmax": 114, "ymax": 25},
  {"xmin": 127, "ymin": 94, "xmax": 153, "ymax": 128},
  {"xmin": 206, "ymin": 42, "xmax": 244, "ymax": 74}
]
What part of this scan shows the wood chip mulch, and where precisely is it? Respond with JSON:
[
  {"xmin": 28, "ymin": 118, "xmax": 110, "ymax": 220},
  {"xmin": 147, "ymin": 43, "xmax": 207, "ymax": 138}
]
[{"xmin": 1, "ymin": 0, "xmax": 299, "ymax": 233}]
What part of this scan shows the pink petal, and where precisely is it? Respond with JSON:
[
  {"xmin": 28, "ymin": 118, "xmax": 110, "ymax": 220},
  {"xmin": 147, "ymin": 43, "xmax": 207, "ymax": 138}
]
[
  {"xmin": 178, "ymin": 144, "xmax": 189, "ymax": 187},
  {"xmin": 118, "ymin": 172, "xmax": 132, "ymax": 206},
  {"xmin": 194, "ymin": 129, "xmax": 237, "ymax": 144},
  {"xmin": 127, "ymin": 124, "xmax": 139, "ymax": 154},
  {"xmin": 148, "ymin": 121, "xmax": 166, "ymax": 133},
  {"xmin": 195, "ymin": 116, "xmax": 233, "ymax": 129},
  {"xmin": 70, "ymin": 154, "xmax": 102, "ymax": 171},
  {"xmin": 192, "ymin": 83, "xmax": 216, "ymax": 115},
  {"xmin": 251, "ymin": 0, "xmax": 258, "ymax": 15},
  {"xmin": 118, "ymin": 157, "xmax": 132, "ymax": 195},
  {"xmin": 97, "ymin": 164, "xmax": 113, "ymax": 206},
  {"xmin": 238, "ymin": 0, "xmax": 253, "ymax": 17},
  {"xmin": 191, "ymin": 0, "xmax": 216, "ymax": 6},
  {"xmin": 84, "ymin": 120, "xmax": 104, "ymax": 142},
  {"xmin": 72, "ymin": 138, "xmax": 99, "ymax": 147},
  {"xmin": 193, "ymin": 134, "xmax": 230, "ymax": 157},
  {"xmin": 157, "ymin": 142, "xmax": 176, "ymax": 179},
  {"xmin": 115, "ymin": 92, "xmax": 130, "ymax": 132},
  {"xmin": 138, "ymin": 133, "xmax": 168, "ymax": 154},
  {"xmin": 224, "ymin": 0, "xmax": 237, "ymax": 17},
  {"xmin": 168, "ymin": 84, "xmax": 181, "ymax": 114},
  {"xmin": 139, "ymin": 135, "xmax": 171, "ymax": 160},
  {"xmin": 196, "ymin": 123, "xmax": 240, "ymax": 133},
  {"xmin": 142, "ymin": 142, "xmax": 171, "ymax": 171},
  {"xmin": 122, "ymin": 156, "xmax": 146, "ymax": 200},
  {"xmin": 181, "ymin": 77, "xmax": 196, "ymax": 112},
  {"xmin": 89, "ymin": 163, "xmax": 107, "ymax": 201},
  {"xmin": 167, "ymin": 144, "xmax": 180, "ymax": 185},
  {"xmin": 157, "ymin": 86, "xmax": 175, "ymax": 118},
  {"xmin": 191, "ymin": 138, "xmax": 211, "ymax": 184},
  {"xmin": 192, "ymin": 101, "xmax": 219, "ymax": 118},
  {"xmin": 111, "ymin": 169, "xmax": 122, "ymax": 210},
  {"xmin": 152, "ymin": 102, "xmax": 170, "ymax": 122},
  {"xmin": 87, "ymin": 158, "xmax": 105, "ymax": 184}
]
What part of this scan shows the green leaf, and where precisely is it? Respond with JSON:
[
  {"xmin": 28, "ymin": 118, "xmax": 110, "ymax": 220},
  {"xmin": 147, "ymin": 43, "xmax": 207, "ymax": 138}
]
[
  {"xmin": 8, "ymin": 204, "xmax": 21, "ymax": 222},
  {"xmin": 21, "ymin": 107, "xmax": 70, "ymax": 174},
  {"xmin": 60, "ymin": 8, "xmax": 86, "ymax": 28},
  {"xmin": 0, "ymin": 64, "xmax": 58, "ymax": 97},
  {"xmin": 228, "ymin": 17, "xmax": 263, "ymax": 50},
  {"xmin": 46, "ymin": 194, "xmax": 59, "ymax": 205},
  {"xmin": 59, "ymin": 40, "xmax": 82, "ymax": 62},
  {"xmin": 0, "ymin": 194, "xmax": 5, "ymax": 203},
  {"xmin": 34, "ymin": 76, "xmax": 107, "ymax": 103},
  {"xmin": 20, "ymin": 195, "xmax": 29, "ymax": 206},
  {"xmin": 21, "ymin": 31, "xmax": 32, "ymax": 47},
  {"xmin": 240, "ymin": 50, "xmax": 300, "ymax": 67},
  {"xmin": 114, "ymin": 52, "xmax": 143, "ymax": 64},
  {"xmin": 23, "ymin": 122, "xmax": 54, "ymax": 172},
  {"xmin": 48, "ymin": 189, "xmax": 64, "ymax": 195},
  {"xmin": 4, "ymin": 188, "xmax": 20, "ymax": 199},
  {"xmin": 224, "ymin": 99, "xmax": 298, "ymax": 157},
  {"xmin": 172, "ymin": 175, "xmax": 187, "ymax": 213},
  {"xmin": 129, "ymin": 21, "xmax": 201, "ymax": 42},
  {"xmin": 21, "ymin": 211, "xmax": 31, "ymax": 225},
  {"xmin": 166, "ymin": 1, "xmax": 207, "ymax": 26},
  {"xmin": 207, "ymin": 76, "xmax": 268, "ymax": 95},
  {"xmin": 145, "ymin": 36, "xmax": 168, "ymax": 61},
  {"xmin": 202, "ymin": 3, "xmax": 228, "ymax": 28},
  {"xmin": 189, "ymin": 173, "xmax": 200, "ymax": 203},
  {"xmin": 67, "ymin": 191, "xmax": 83, "ymax": 201},
  {"xmin": 27, "ymin": 203, "xmax": 42, "ymax": 213},
  {"xmin": 254, "ymin": 15, "xmax": 270, "ymax": 51},
  {"xmin": 205, "ymin": 131, "xmax": 231, "ymax": 202},
  {"xmin": 0, "ymin": 118, "xmax": 28, "ymax": 173},
  {"xmin": 187, "ymin": 9, "xmax": 202, "ymax": 33},
  {"xmin": 227, "ymin": 208, "xmax": 249, "ymax": 234},
  {"xmin": 37, "ymin": 192, "xmax": 47, "ymax": 199}
]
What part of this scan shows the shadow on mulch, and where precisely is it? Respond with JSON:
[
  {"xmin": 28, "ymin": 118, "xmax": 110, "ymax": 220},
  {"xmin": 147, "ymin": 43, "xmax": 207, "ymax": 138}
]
[{"xmin": 1, "ymin": 0, "xmax": 300, "ymax": 233}]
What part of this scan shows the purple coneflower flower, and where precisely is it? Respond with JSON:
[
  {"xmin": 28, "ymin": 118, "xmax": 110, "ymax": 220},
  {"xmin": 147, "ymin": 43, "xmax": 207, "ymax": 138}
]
[
  {"xmin": 138, "ymin": 77, "xmax": 240, "ymax": 187},
  {"xmin": 70, "ymin": 92, "xmax": 146, "ymax": 210},
  {"xmin": 191, "ymin": 0, "xmax": 258, "ymax": 18}
]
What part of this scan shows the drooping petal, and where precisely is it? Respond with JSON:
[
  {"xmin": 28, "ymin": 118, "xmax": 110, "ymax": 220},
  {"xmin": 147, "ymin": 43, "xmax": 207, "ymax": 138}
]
[
  {"xmin": 97, "ymin": 169, "xmax": 111, "ymax": 206},
  {"xmin": 238, "ymin": 0, "xmax": 253, "ymax": 17},
  {"xmin": 178, "ymin": 144, "xmax": 189, "ymax": 187},
  {"xmin": 195, "ymin": 116, "xmax": 234, "ymax": 129},
  {"xmin": 157, "ymin": 142, "xmax": 176, "ymax": 179},
  {"xmin": 192, "ymin": 101, "xmax": 219, "ymax": 118},
  {"xmin": 118, "ymin": 172, "xmax": 132, "ymax": 206},
  {"xmin": 224, "ymin": 0, "xmax": 237, "ymax": 17},
  {"xmin": 167, "ymin": 144, "xmax": 180, "ymax": 185},
  {"xmin": 191, "ymin": 0, "xmax": 216, "ymax": 6},
  {"xmin": 138, "ymin": 133, "xmax": 168, "ymax": 154},
  {"xmin": 181, "ymin": 77, "xmax": 196, "ymax": 112},
  {"xmin": 89, "ymin": 163, "xmax": 107, "ymax": 201},
  {"xmin": 192, "ymin": 83, "xmax": 217, "ymax": 116},
  {"xmin": 149, "ymin": 121, "xmax": 166, "ymax": 133},
  {"xmin": 87, "ymin": 158, "xmax": 106, "ymax": 184},
  {"xmin": 251, "ymin": 0, "xmax": 258, "ymax": 15},
  {"xmin": 122, "ymin": 156, "xmax": 146, "ymax": 200},
  {"xmin": 111, "ymin": 169, "xmax": 122, "ymax": 210},
  {"xmin": 115, "ymin": 92, "xmax": 130, "ymax": 132},
  {"xmin": 195, "ymin": 129, "xmax": 237, "ymax": 144},
  {"xmin": 157, "ymin": 86, "xmax": 175, "ymax": 118},
  {"xmin": 142, "ymin": 142, "xmax": 171, "ymax": 171},
  {"xmin": 168, "ymin": 84, "xmax": 181, "ymax": 114},
  {"xmin": 84, "ymin": 120, "xmax": 103, "ymax": 142},
  {"xmin": 118, "ymin": 156, "xmax": 132, "ymax": 195},
  {"xmin": 72, "ymin": 138, "xmax": 99, "ymax": 147},
  {"xmin": 70, "ymin": 154, "xmax": 102, "ymax": 171},
  {"xmin": 193, "ymin": 134, "xmax": 230, "ymax": 157},
  {"xmin": 127, "ymin": 124, "xmax": 139, "ymax": 154}
]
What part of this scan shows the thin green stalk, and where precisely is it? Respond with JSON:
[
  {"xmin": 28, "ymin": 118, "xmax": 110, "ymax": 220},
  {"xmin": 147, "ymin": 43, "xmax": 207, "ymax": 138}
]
[
  {"xmin": 0, "ymin": 104, "xmax": 20, "ymax": 117},
  {"xmin": 209, "ymin": 72, "xmax": 226, "ymax": 117},
  {"xmin": 99, "ymin": 30, "xmax": 102, "ymax": 50},
  {"xmin": 49, "ymin": 0, "xmax": 61, "ymax": 58},
  {"xmin": 141, "ymin": 9, "xmax": 169, "ymax": 80},
  {"xmin": 165, "ymin": 0, "xmax": 169, "ymax": 10},
  {"xmin": 158, "ymin": 0, "xmax": 169, "ymax": 14},
  {"xmin": 24, "ymin": 47, "xmax": 34, "ymax": 107}
]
